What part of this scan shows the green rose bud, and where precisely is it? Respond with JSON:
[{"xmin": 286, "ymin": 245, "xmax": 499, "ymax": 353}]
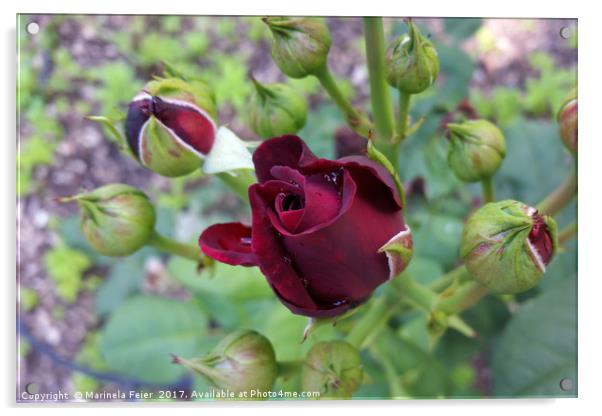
[
  {"xmin": 263, "ymin": 16, "xmax": 331, "ymax": 79},
  {"xmin": 460, "ymin": 200, "xmax": 558, "ymax": 294},
  {"xmin": 248, "ymin": 77, "xmax": 308, "ymax": 138},
  {"xmin": 173, "ymin": 330, "xmax": 277, "ymax": 398},
  {"xmin": 64, "ymin": 184, "xmax": 156, "ymax": 257},
  {"xmin": 557, "ymin": 89, "xmax": 577, "ymax": 153},
  {"xmin": 385, "ymin": 21, "xmax": 439, "ymax": 94},
  {"xmin": 125, "ymin": 77, "xmax": 218, "ymax": 177},
  {"xmin": 447, "ymin": 119, "xmax": 506, "ymax": 183},
  {"xmin": 301, "ymin": 340, "xmax": 363, "ymax": 399}
]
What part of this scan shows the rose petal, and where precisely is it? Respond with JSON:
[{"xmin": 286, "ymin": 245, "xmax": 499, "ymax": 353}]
[
  {"xmin": 125, "ymin": 97, "xmax": 152, "ymax": 159},
  {"xmin": 153, "ymin": 97, "xmax": 216, "ymax": 155},
  {"xmin": 249, "ymin": 184, "xmax": 319, "ymax": 313},
  {"xmin": 199, "ymin": 223, "xmax": 257, "ymax": 267},
  {"xmin": 253, "ymin": 135, "xmax": 318, "ymax": 183},
  {"xmin": 280, "ymin": 170, "xmax": 406, "ymax": 306},
  {"xmin": 338, "ymin": 155, "xmax": 403, "ymax": 209}
]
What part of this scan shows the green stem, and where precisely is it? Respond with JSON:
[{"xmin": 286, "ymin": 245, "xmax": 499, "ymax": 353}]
[
  {"xmin": 216, "ymin": 170, "xmax": 256, "ymax": 202},
  {"xmin": 148, "ymin": 231, "xmax": 204, "ymax": 262},
  {"xmin": 536, "ymin": 168, "xmax": 577, "ymax": 216},
  {"xmin": 481, "ymin": 176, "xmax": 495, "ymax": 203},
  {"xmin": 371, "ymin": 344, "xmax": 409, "ymax": 398},
  {"xmin": 436, "ymin": 281, "xmax": 489, "ymax": 315},
  {"xmin": 396, "ymin": 91, "xmax": 411, "ymax": 140},
  {"xmin": 313, "ymin": 64, "xmax": 372, "ymax": 138},
  {"xmin": 363, "ymin": 17, "xmax": 398, "ymax": 170},
  {"xmin": 391, "ymin": 273, "xmax": 437, "ymax": 311},
  {"xmin": 429, "ymin": 265, "xmax": 470, "ymax": 292},
  {"xmin": 558, "ymin": 222, "xmax": 577, "ymax": 245},
  {"xmin": 345, "ymin": 296, "xmax": 393, "ymax": 349}
]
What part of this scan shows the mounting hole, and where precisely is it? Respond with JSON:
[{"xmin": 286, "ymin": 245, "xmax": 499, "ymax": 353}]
[
  {"xmin": 559, "ymin": 26, "xmax": 575, "ymax": 40},
  {"xmin": 26, "ymin": 22, "xmax": 40, "ymax": 35},
  {"xmin": 25, "ymin": 382, "xmax": 39, "ymax": 394},
  {"xmin": 559, "ymin": 377, "xmax": 573, "ymax": 391}
]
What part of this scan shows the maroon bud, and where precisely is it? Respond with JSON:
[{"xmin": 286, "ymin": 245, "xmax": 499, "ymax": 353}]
[{"xmin": 124, "ymin": 78, "xmax": 218, "ymax": 177}]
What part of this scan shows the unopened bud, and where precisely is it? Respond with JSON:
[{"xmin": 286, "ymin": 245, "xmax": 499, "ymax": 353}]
[
  {"xmin": 557, "ymin": 89, "xmax": 577, "ymax": 153},
  {"xmin": 263, "ymin": 17, "xmax": 331, "ymax": 79},
  {"xmin": 248, "ymin": 77, "xmax": 308, "ymax": 137},
  {"xmin": 460, "ymin": 200, "xmax": 558, "ymax": 294},
  {"xmin": 173, "ymin": 330, "xmax": 277, "ymax": 398},
  {"xmin": 64, "ymin": 184, "xmax": 156, "ymax": 257},
  {"xmin": 447, "ymin": 119, "xmax": 506, "ymax": 183},
  {"xmin": 125, "ymin": 77, "xmax": 218, "ymax": 177},
  {"xmin": 385, "ymin": 21, "xmax": 439, "ymax": 94},
  {"xmin": 301, "ymin": 340, "xmax": 363, "ymax": 399}
]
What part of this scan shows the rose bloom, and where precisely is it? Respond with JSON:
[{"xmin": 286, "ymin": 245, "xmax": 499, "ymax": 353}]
[{"xmin": 199, "ymin": 135, "xmax": 412, "ymax": 317}]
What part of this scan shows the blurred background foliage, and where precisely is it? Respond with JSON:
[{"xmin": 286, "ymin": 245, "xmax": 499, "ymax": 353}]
[{"xmin": 17, "ymin": 15, "xmax": 576, "ymax": 400}]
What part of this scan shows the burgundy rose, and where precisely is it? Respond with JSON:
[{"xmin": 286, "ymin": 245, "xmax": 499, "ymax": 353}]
[{"xmin": 199, "ymin": 135, "xmax": 412, "ymax": 317}]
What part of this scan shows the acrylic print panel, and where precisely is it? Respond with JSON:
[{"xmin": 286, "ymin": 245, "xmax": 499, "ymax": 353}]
[{"xmin": 16, "ymin": 14, "xmax": 577, "ymax": 402}]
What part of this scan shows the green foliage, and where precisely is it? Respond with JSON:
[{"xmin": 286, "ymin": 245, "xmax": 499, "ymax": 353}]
[
  {"xmin": 17, "ymin": 136, "xmax": 56, "ymax": 195},
  {"xmin": 20, "ymin": 288, "xmax": 39, "ymax": 312},
  {"xmin": 44, "ymin": 244, "xmax": 91, "ymax": 303},
  {"xmin": 443, "ymin": 18, "xmax": 483, "ymax": 41},
  {"xmin": 89, "ymin": 62, "xmax": 139, "ymax": 116},
  {"xmin": 492, "ymin": 278, "xmax": 577, "ymax": 397},
  {"xmin": 205, "ymin": 54, "xmax": 253, "ymax": 114},
  {"xmin": 100, "ymin": 296, "xmax": 209, "ymax": 384}
]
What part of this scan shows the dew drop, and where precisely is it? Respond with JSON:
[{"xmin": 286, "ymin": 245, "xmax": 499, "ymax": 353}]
[{"xmin": 240, "ymin": 237, "xmax": 252, "ymax": 246}]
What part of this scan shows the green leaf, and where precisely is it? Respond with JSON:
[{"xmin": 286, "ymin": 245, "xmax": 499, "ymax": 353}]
[
  {"xmin": 100, "ymin": 295, "xmax": 209, "ymax": 384},
  {"xmin": 44, "ymin": 245, "xmax": 91, "ymax": 303},
  {"xmin": 95, "ymin": 255, "xmax": 148, "ymax": 317},
  {"xmin": 20, "ymin": 288, "xmax": 39, "ymax": 312},
  {"xmin": 491, "ymin": 278, "xmax": 577, "ymax": 397},
  {"xmin": 167, "ymin": 257, "xmax": 273, "ymax": 301}
]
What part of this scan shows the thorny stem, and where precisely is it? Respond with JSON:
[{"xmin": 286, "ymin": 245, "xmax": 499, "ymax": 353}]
[
  {"xmin": 313, "ymin": 64, "xmax": 373, "ymax": 138},
  {"xmin": 363, "ymin": 17, "xmax": 398, "ymax": 171}
]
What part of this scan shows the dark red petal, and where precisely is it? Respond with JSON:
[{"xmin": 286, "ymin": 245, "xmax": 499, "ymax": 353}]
[
  {"xmin": 338, "ymin": 155, "xmax": 403, "ymax": 209},
  {"xmin": 249, "ymin": 184, "xmax": 319, "ymax": 312},
  {"xmin": 253, "ymin": 135, "xmax": 318, "ymax": 183},
  {"xmin": 280, "ymin": 170, "xmax": 406, "ymax": 306},
  {"xmin": 271, "ymin": 165, "xmax": 343, "ymax": 233},
  {"xmin": 528, "ymin": 214, "xmax": 554, "ymax": 265},
  {"xmin": 125, "ymin": 97, "xmax": 152, "ymax": 159},
  {"xmin": 199, "ymin": 223, "xmax": 257, "ymax": 267},
  {"xmin": 153, "ymin": 98, "xmax": 216, "ymax": 155}
]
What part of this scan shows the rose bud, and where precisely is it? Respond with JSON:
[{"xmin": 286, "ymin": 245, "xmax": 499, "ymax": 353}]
[
  {"xmin": 63, "ymin": 184, "xmax": 156, "ymax": 257},
  {"xmin": 557, "ymin": 89, "xmax": 577, "ymax": 153},
  {"xmin": 199, "ymin": 135, "xmax": 412, "ymax": 318},
  {"xmin": 263, "ymin": 16, "xmax": 331, "ymax": 79},
  {"xmin": 248, "ymin": 77, "xmax": 308, "ymax": 138},
  {"xmin": 460, "ymin": 200, "xmax": 558, "ymax": 294},
  {"xmin": 173, "ymin": 329, "xmax": 277, "ymax": 397},
  {"xmin": 125, "ymin": 77, "xmax": 218, "ymax": 177},
  {"xmin": 301, "ymin": 340, "xmax": 363, "ymax": 399},
  {"xmin": 385, "ymin": 20, "xmax": 439, "ymax": 94},
  {"xmin": 447, "ymin": 119, "xmax": 506, "ymax": 183}
]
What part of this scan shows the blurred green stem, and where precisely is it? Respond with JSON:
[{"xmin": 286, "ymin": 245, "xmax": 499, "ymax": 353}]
[
  {"xmin": 363, "ymin": 17, "xmax": 398, "ymax": 171},
  {"xmin": 216, "ymin": 169, "xmax": 256, "ymax": 202},
  {"xmin": 536, "ymin": 167, "xmax": 577, "ymax": 216},
  {"xmin": 277, "ymin": 360, "xmax": 303, "ymax": 380},
  {"xmin": 429, "ymin": 265, "xmax": 471, "ymax": 292},
  {"xmin": 313, "ymin": 64, "xmax": 373, "ymax": 138},
  {"xmin": 346, "ymin": 296, "xmax": 394, "ymax": 349},
  {"xmin": 558, "ymin": 222, "xmax": 577, "ymax": 245},
  {"xmin": 396, "ymin": 92, "xmax": 411, "ymax": 140},
  {"xmin": 371, "ymin": 344, "xmax": 410, "ymax": 399},
  {"xmin": 436, "ymin": 281, "xmax": 489, "ymax": 315},
  {"xmin": 148, "ymin": 231, "xmax": 204, "ymax": 263},
  {"xmin": 481, "ymin": 176, "xmax": 495, "ymax": 203}
]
